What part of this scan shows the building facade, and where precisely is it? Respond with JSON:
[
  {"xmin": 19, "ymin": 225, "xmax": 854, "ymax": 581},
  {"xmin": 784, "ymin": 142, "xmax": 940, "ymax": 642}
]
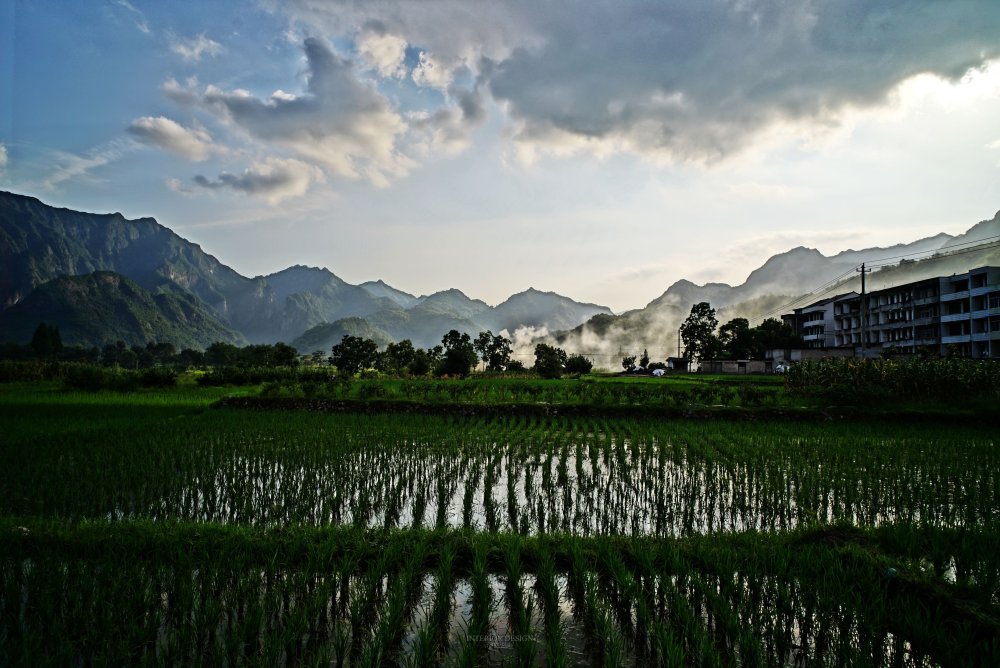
[
  {"xmin": 783, "ymin": 266, "xmax": 1000, "ymax": 358},
  {"xmin": 781, "ymin": 292, "xmax": 856, "ymax": 349}
]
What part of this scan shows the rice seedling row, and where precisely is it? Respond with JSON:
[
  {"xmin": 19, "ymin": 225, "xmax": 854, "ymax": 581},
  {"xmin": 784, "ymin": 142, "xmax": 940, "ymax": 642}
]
[
  {"xmin": 4, "ymin": 412, "xmax": 996, "ymax": 539},
  {"xmin": 3, "ymin": 522, "xmax": 997, "ymax": 666},
  {"xmin": 2, "ymin": 385, "xmax": 998, "ymax": 665}
]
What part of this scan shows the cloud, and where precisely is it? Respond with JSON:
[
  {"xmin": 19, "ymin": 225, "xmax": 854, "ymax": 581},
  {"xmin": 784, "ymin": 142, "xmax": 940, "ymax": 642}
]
[
  {"xmin": 408, "ymin": 86, "xmax": 487, "ymax": 154},
  {"xmin": 490, "ymin": 2, "xmax": 1000, "ymax": 162},
  {"xmin": 40, "ymin": 139, "xmax": 135, "ymax": 190},
  {"xmin": 175, "ymin": 37, "xmax": 411, "ymax": 185},
  {"xmin": 165, "ymin": 177, "xmax": 194, "ymax": 195},
  {"xmin": 170, "ymin": 33, "xmax": 224, "ymax": 62},
  {"xmin": 0, "ymin": 143, "xmax": 7, "ymax": 171},
  {"xmin": 412, "ymin": 51, "xmax": 452, "ymax": 90},
  {"xmin": 127, "ymin": 116, "xmax": 217, "ymax": 161},
  {"xmin": 274, "ymin": 0, "xmax": 1000, "ymax": 163},
  {"xmin": 191, "ymin": 157, "xmax": 324, "ymax": 203},
  {"xmin": 113, "ymin": 0, "xmax": 150, "ymax": 34},
  {"xmin": 356, "ymin": 22, "xmax": 408, "ymax": 78}
]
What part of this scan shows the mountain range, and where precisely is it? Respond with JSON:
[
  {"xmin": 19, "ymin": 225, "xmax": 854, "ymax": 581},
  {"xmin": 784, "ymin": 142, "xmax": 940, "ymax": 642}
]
[
  {"xmin": 0, "ymin": 191, "xmax": 611, "ymax": 349},
  {"xmin": 1, "ymin": 190, "xmax": 997, "ymax": 356},
  {"xmin": 554, "ymin": 210, "xmax": 1000, "ymax": 358}
]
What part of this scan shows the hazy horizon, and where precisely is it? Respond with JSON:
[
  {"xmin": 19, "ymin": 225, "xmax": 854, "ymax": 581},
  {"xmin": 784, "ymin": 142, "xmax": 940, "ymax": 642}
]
[{"xmin": 2, "ymin": 1, "xmax": 1000, "ymax": 311}]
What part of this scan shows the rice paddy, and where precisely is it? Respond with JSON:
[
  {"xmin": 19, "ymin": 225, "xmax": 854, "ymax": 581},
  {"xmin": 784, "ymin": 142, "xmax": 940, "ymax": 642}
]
[{"xmin": 1, "ymin": 382, "xmax": 998, "ymax": 666}]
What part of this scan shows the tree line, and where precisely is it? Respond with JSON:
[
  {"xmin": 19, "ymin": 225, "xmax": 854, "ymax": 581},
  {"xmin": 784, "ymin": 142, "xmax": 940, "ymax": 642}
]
[
  {"xmin": 329, "ymin": 329, "xmax": 593, "ymax": 379},
  {"xmin": 679, "ymin": 302, "xmax": 801, "ymax": 361},
  {"xmin": 3, "ymin": 323, "xmax": 595, "ymax": 379},
  {"xmin": 1, "ymin": 323, "xmax": 300, "ymax": 369}
]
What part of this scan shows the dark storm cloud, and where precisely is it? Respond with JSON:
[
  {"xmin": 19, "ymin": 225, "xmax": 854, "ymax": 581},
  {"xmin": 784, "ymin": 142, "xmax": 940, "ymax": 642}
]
[
  {"xmin": 279, "ymin": 0, "xmax": 1000, "ymax": 161},
  {"xmin": 191, "ymin": 158, "xmax": 322, "ymax": 203},
  {"xmin": 483, "ymin": 0, "xmax": 1000, "ymax": 159}
]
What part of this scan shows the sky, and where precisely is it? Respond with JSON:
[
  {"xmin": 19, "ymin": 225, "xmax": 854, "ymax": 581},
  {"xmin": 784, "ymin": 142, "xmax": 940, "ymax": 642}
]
[{"xmin": 2, "ymin": 0, "xmax": 1000, "ymax": 312}]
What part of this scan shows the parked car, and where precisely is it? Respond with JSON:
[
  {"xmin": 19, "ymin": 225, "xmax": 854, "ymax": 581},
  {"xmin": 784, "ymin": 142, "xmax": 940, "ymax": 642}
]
[{"xmin": 773, "ymin": 363, "xmax": 789, "ymax": 375}]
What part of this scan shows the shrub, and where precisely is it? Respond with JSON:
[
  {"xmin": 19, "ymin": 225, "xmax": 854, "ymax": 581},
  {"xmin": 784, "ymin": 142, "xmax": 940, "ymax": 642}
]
[{"xmin": 564, "ymin": 354, "xmax": 594, "ymax": 375}]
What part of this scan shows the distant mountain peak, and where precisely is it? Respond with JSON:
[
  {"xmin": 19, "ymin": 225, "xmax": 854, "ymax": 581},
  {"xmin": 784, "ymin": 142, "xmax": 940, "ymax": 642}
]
[{"xmin": 264, "ymin": 264, "xmax": 336, "ymax": 279}]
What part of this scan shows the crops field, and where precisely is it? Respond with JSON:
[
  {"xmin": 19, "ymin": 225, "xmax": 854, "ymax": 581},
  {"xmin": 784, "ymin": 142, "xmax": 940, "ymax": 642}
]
[{"xmin": 1, "ymin": 382, "xmax": 999, "ymax": 666}]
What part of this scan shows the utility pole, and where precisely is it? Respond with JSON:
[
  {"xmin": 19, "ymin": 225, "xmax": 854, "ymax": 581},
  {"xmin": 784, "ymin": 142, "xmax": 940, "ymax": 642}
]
[
  {"xmin": 857, "ymin": 262, "xmax": 872, "ymax": 357},
  {"xmin": 677, "ymin": 328, "xmax": 681, "ymax": 358}
]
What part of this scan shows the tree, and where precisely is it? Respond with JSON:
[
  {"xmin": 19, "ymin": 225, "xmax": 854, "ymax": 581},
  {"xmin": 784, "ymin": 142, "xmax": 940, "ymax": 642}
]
[
  {"xmin": 564, "ymin": 354, "xmax": 593, "ymax": 375},
  {"xmin": 505, "ymin": 359, "xmax": 527, "ymax": 372},
  {"xmin": 437, "ymin": 330, "xmax": 477, "ymax": 377},
  {"xmin": 271, "ymin": 343, "xmax": 300, "ymax": 367},
  {"xmin": 753, "ymin": 318, "xmax": 802, "ymax": 353},
  {"xmin": 177, "ymin": 348, "xmax": 205, "ymax": 366},
  {"xmin": 408, "ymin": 348, "xmax": 434, "ymax": 376},
  {"xmin": 330, "ymin": 335, "xmax": 379, "ymax": 375},
  {"xmin": 30, "ymin": 323, "xmax": 62, "ymax": 358},
  {"xmin": 621, "ymin": 355, "xmax": 637, "ymax": 371},
  {"xmin": 474, "ymin": 330, "xmax": 513, "ymax": 372},
  {"xmin": 718, "ymin": 318, "xmax": 754, "ymax": 359},
  {"xmin": 534, "ymin": 343, "xmax": 568, "ymax": 379},
  {"xmin": 639, "ymin": 349, "xmax": 650, "ymax": 369},
  {"xmin": 680, "ymin": 302, "xmax": 721, "ymax": 361},
  {"xmin": 382, "ymin": 339, "xmax": 417, "ymax": 375},
  {"xmin": 204, "ymin": 341, "xmax": 240, "ymax": 366}
]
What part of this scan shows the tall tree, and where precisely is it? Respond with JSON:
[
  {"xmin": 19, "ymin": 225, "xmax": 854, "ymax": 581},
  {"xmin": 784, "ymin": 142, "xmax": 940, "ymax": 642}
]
[
  {"xmin": 680, "ymin": 302, "xmax": 721, "ymax": 360},
  {"xmin": 753, "ymin": 317, "xmax": 802, "ymax": 352},
  {"xmin": 564, "ymin": 354, "xmax": 593, "ymax": 374},
  {"xmin": 330, "ymin": 335, "xmax": 379, "ymax": 375},
  {"xmin": 474, "ymin": 330, "xmax": 513, "ymax": 372},
  {"xmin": 382, "ymin": 339, "xmax": 417, "ymax": 375},
  {"xmin": 437, "ymin": 330, "xmax": 477, "ymax": 377},
  {"xmin": 534, "ymin": 343, "xmax": 568, "ymax": 379},
  {"xmin": 30, "ymin": 322, "xmax": 62, "ymax": 358},
  {"xmin": 718, "ymin": 318, "xmax": 754, "ymax": 359}
]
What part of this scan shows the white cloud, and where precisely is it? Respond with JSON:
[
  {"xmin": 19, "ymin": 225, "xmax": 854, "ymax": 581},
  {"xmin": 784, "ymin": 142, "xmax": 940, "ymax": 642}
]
[
  {"xmin": 177, "ymin": 37, "xmax": 412, "ymax": 185},
  {"xmin": 165, "ymin": 177, "xmax": 194, "ymax": 195},
  {"xmin": 356, "ymin": 26, "xmax": 408, "ymax": 79},
  {"xmin": 113, "ymin": 0, "xmax": 150, "ymax": 34},
  {"xmin": 162, "ymin": 77, "xmax": 201, "ymax": 106},
  {"xmin": 127, "ymin": 116, "xmax": 217, "ymax": 161},
  {"xmin": 412, "ymin": 51, "xmax": 452, "ymax": 90},
  {"xmin": 0, "ymin": 143, "xmax": 7, "ymax": 171},
  {"xmin": 170, "ymin": 33, "xmax": 224, "ymax": 62},
  {"xmin": 191, "ymin": 157, "xmax": 324, "ymax": 204},
  {"xmin": 40, "ymin": 139, "xmax": 135, "ymax": 190}
]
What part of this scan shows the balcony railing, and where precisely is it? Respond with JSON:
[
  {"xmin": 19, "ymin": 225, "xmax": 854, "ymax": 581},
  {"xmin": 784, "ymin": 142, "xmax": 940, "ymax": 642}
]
[
  {"xmin": 941, "ymin": 290, "xmax": 970, "ymax": 301},
  {"xmin": 940, "ymin": 312, "xmax": 971, "ymax": 323}
]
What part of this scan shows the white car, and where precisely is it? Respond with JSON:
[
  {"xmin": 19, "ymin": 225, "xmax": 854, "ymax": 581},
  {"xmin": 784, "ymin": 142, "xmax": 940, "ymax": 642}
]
[{"xmin": 773, "ymin": 363, "xmax": 789, "ymax": 374}]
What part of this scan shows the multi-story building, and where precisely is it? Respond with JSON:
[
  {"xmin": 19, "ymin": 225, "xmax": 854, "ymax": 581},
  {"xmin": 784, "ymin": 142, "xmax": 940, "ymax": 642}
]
[
  {"xmin": 783, "ymin": 266, "xmax": 1000, "ymax": 358},
  {"xmin": 781, "ymin": 292, "xmax": 856, "ymax": 349},
  {"xmin": 939, "ymin": 266, "xmax": 1000, "ymax": 358}
]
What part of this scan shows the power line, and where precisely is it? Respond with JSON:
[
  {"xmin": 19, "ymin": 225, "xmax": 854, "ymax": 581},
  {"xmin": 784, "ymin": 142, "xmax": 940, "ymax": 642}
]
[
  {"xmin": 748, "ymin": 267, "xmax": 858, "ymax": 325},
  {"xmin": 861, "ymin": 233, "xmax": 1000, "ymax": 267},
  {"xmin": 748, "ymin": 235, "xmax": 1000, "ymax": 325},
  {"xmin": 865, "ymin": 237, "xmax": 1000, "ymax": 270}
]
